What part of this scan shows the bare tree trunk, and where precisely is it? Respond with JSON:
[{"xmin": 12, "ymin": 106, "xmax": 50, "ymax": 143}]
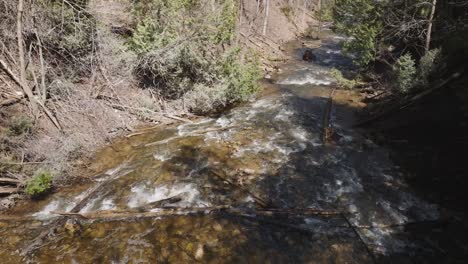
[
  {"xmin": 262, "ymin": 0, "xmax": 270, "ymax": 35},
  {"xmin": 425, "ymin": 0, "xmax": 437, "ymax": 53},
  {"xmin": 36, "ymin": 30, "xmax": 47, "ymax": 103},
  {"xmin": 317, "ymin": 0, "xmax": 322, "ymax": 39},
  {"xmin": 16, "ymin": 0, "xmax": 38, "ymax": 116},
  {"xmin": 302, "ymin": 0, "xmax": 308, "ymax": 25}
]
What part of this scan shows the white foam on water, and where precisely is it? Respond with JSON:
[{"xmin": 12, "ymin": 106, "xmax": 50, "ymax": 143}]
[
  {"xmin": 127, "ymin": 183, "xmax": 210, "ymax": 209},
  {"xmin": 326, "ymin": 49, "xmax": 342, "ymax": 54},
  {"xmin": 204, "ymin": 130, "xmax": 233, "ymax": 143},
  {"xmin": 378, "ymin": 200, "xmax": 408, "ymax": 225},
  {"xmin": 193, "ymin": 118, "xmax": 215, "ymax": 125},
  {"xmin": 216, "ymin": 116, "xmax": 231, "ymax": 127},
  {"xmin": 396, "ymin": 192, "xmax": 439, "ymax": 220},
  {"xmin": 274, "ymin": 108, "xmax": 294, "ymax": 122},
  {"xmin": 153, "ymin": 152, "xmax": 171, "ymax": 161},
  {"xmin": 33, "ymin": 198, "xmax": 78, "ymax": 220},
  {"xmin": 339, "ymin": 134, "xmax": 354, "ymax": 143},
  {"xmin": 311, "ymin": 139, "xmax": 323, "ymax": 147},
  {"xmin": 79, "ymin": 197, "xmax": 99, "ymax": 213},
  {"xmin": 333, "ymin": 35, "xmax": 355, "ymax": 41},
  {"xmin": 290, "ymin": 127, "xmax": 310, "ymax": 143},
  {"xmin": 277, "ymin": 73, "xmax": 333, "ymax": 86},
  {"xmin": 101, "ymin": 198, "xmax": 115, "ymax": 210},
  {"xmin": 33, "ymin": 200, "xmax": 61, "ymax": 220},
  {"xmin": 251, "ymin": 98, "xmax": 276, "ymax": 109},
  {"xmin": 243, "ymin": 195, "xmax": 255, "ymax": 203}
]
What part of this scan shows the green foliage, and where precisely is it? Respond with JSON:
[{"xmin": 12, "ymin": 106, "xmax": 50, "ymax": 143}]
[
  {"xmin": 128, "ymin": 18, "xmax": 177, "ymax": 54},
  {"xmin": 135, "ymin": 45, "xmax": 211, "ymax": 99},
  {"xmin": 212, "ymin": 1, "xmax": 238, "ymax": 45},
  {"xmin": 334, "ymin": 0, "xmax": 383, "ymax": 68},
  {"xmin": 330, "ymin": 68, "xmax": 363, "ymax": 89},
  {"xmin": 7, "ymin": 116, "xmax": 32, "ymax": 137},
  {"xmin": 25, "ymin": 170, "xmax": 54, "ymax": 198},
  {"xmin": 184, "ymin": 48, "xmax": 261, "ymax": 115},
  {"xmin": 184, "ymin": 83, "xmax": 230, "ymax": 114},
  {"xmin": 128, "ymin": 0, "xmax": 237, "ymax": 53},
  {"xmin": 393, "ymin": 53, "xmax": 416, "ymax": 93},
  {"xmin": 316, "ymin": 4, "xmax": 334, "ymax": 22},
  {"xmin": 136, "ymin": 44, "xmax": 261, "ymax": 107},
  {"xmin": 129, "ymin": 0, "xmax": 260, "ymax": 113},
  {"xmin": 418, "ymin": 48, "xmax": 441, "ymax": 86},
  {"xmin": 217, "ymin": 48, "xmax": 262, "ymax": 103}
]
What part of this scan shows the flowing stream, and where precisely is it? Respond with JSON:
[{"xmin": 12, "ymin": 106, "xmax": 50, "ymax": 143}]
[{"xmin": 0, "ymin": 32, "xmax": 444, "ymax": 263}]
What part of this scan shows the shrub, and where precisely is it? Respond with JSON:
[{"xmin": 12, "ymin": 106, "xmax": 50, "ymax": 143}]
[
  {"xmin": 418, "ymin": 48, "xmax": 441, "ymax": 86},
  {"xmin": 127, "ymin": 17, "xmax": 177, "ymax": 54},
  {"xmin": 216, "ymin": 48, "xmax": 262, "ymax": 103},
  {"xmin": 334, "ymin": 0, "xmax": 383, "ymax": 68},
  {"xmin": 393, "ymin": 53, "xmax": 416, "ymax": 93},
  {"xmin": 316, "ymin": 3, "xmax": 334, "ymax": 22},
  {"xmin": 129, "ymin": 0, "xmax": 260, "ymax": 113},
  {"xmin": 25, "ymin": 170, "xmax": 54, "ymax": 198},
  {"xmin": 184, "ymin": 83, "xmax": 230, "ymax": 114},
  {"xmin": 212, "ymin": 0, "xmax": 238, "ymax": 45},
  {"xmin": 330, "ymin": 68, "xmax": 363, "ymax": 89},
  {"xmin": 7, "ymin": 116, "xmax": 32, "ymax": 137},
  {"xmin": 134, "ymin": 45, "xmax": 212, "ymax": 99}
]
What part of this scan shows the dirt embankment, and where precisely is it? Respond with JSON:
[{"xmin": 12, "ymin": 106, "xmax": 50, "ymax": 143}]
[{"xmin": 0, "ymin": 0, "xmax": 318, "ymax": 210}]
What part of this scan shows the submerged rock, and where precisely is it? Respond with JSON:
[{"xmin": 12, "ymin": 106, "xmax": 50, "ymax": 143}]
[{"xmin": 302, "ymin": 49, "xmax": 316, "ymax": 61}]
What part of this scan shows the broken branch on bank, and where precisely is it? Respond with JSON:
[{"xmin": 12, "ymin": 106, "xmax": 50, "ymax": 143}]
[
  {"xmin": 106, "ymin": 102, "xmax": 193, "ymax": 123},
  {"xmin": 322, "ymin": 87, "xmax": 336, "ymax": 143}
]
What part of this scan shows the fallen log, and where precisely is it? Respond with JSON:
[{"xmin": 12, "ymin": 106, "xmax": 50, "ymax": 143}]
[
  {"xmin": 190, "ymin": 125, "xmax": 240, "ymax": 134},
  {"xmin": 210, "ymin": 170, "xmax": 272, "ymax": 208},
  {"xmin": 0, "ymin": 177, "xmax": 23, "ymax": 185},
  {"xmin": 137, "ymin": 194, "xmax": 184, "ymax": 211},
  {"xmin": 0, "ymin": 59, "xmax": 23, "ymax": 88},
  {"xmin": 0, "ymin": 187, "xmax": 19, "ymax": 195},
  {"xmin": 260, "ymin": 207, "xmax": 342, "ymax": 216},
  {"xmin": 353, "ymin": 219, "xmax": 444, "ymax": 229},
  {"xmin": 322, "ymin": 88, "xmax": 336, "ymax": 144},
  {"xmin": 106, "ymin": 102, "xmax": 193, "ymax": 123},
  {"xmin": 341, "ymin": 213, "xmax": 377, "ymax": 264},
  {"xmin": 21, "ymin": 167, "xmax": 131, "ymax": 257},
  {"xmin": 0, "ymin": 97, "xmax": 22, "ymax": 106},
  {"xmin": 50, "ymin": 206, "xmax": 230, "ymax": 220},
  {"xmin": 0, "ymin": 58, "xmax": 62, "ymax": 131},
  {"xmin": 47, "ymin": 205, "xmax": 342, "ymax": 221}
]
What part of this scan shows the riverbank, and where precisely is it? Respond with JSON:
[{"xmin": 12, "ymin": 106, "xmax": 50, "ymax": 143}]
[{"xmin": 0, "ymin": 0, "xmax": 319, "ymax": 210}]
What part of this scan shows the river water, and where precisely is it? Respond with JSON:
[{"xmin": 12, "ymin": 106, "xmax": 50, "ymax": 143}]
[{"xmin": 0, "ymin": 32, "xmax": 448, "ymax": 263}]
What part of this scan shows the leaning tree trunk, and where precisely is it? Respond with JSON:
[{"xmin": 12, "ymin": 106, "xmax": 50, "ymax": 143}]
[
  {"xmin": 262, "ymin": 0, "xmax": 270, "ymax": 35},
  {"xmin": 17, "ymin": 0, "xmax": 38, "ymax": 117},
  {"xmin": 425, "ymin": 0, "xmax": 437, "ymax": 53},
  {"xmin": 317, "ymin": 0, "xmax": 322, "ymax": 39}
]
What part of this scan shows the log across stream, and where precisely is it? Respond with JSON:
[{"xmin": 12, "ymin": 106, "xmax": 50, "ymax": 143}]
[{"xmin": 0, "ymin": 30, "xmax": 451, "ymax": 263}]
